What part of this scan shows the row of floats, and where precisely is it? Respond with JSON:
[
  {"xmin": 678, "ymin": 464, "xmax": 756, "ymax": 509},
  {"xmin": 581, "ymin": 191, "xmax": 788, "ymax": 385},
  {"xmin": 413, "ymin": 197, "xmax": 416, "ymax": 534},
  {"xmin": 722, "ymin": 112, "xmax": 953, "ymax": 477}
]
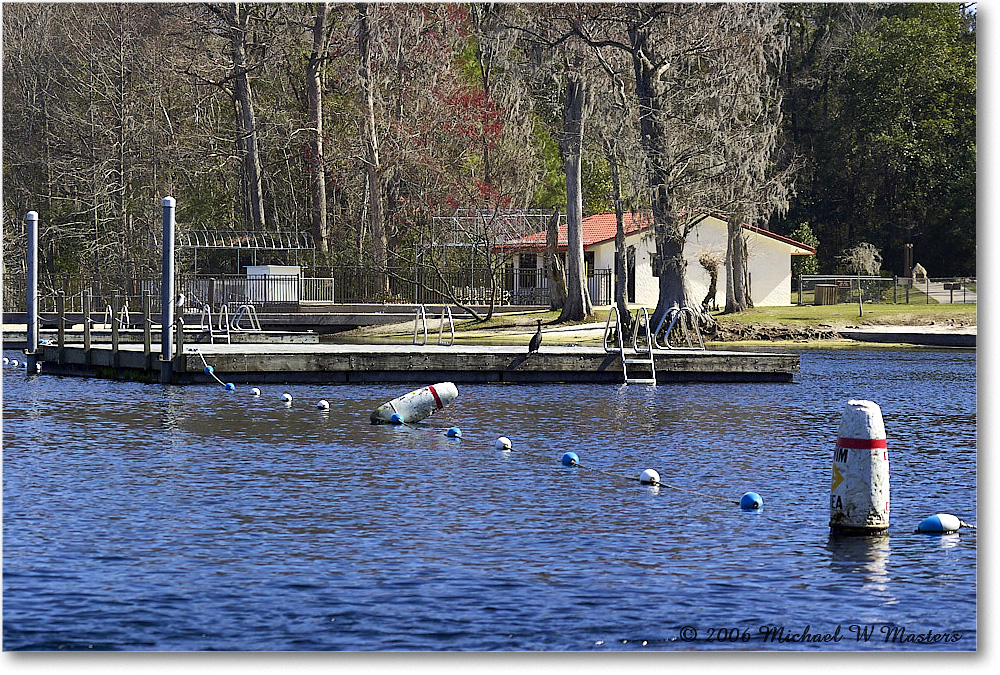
[{"xmin": 8, "ymin": 352, "xmax": 975, "ymax": 537}]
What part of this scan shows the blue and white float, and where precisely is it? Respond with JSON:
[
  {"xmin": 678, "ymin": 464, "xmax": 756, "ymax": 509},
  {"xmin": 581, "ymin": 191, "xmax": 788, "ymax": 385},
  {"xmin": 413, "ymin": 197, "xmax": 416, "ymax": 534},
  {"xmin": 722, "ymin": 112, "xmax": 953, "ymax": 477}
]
[{"xmin": 917, "ymin": 513, "xmax": 962, "ymax": 534}]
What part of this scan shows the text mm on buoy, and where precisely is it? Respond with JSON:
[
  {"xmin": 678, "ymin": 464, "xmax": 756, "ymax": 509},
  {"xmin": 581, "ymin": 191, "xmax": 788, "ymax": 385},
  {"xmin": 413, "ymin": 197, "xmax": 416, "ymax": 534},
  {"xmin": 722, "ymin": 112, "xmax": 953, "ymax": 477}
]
[{"xmin": 830, "ymin": 399, "xmax": 890, "ymax": 534}]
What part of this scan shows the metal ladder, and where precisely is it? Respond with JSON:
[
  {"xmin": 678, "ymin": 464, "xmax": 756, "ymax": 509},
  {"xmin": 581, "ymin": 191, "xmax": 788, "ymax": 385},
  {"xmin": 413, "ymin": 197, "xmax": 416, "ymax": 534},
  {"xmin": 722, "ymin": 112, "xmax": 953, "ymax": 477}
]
[
  {"xmin": 199, "ymin": 303, "xmax": 231, "ymax": 344},
  {"xmin": 604, "ymin": 306, "xmax": 656, "ymax": 385},
  {"xmin": 413, "ymin": 305, "xmax": 455, "ymax": 346},
  {"xmin": 103, "ymin": 302, "xmax": 131, "ymax": 329},
  {"xmin": 653, "ymin": 305, "xmax": 705, "ymax": 350}
]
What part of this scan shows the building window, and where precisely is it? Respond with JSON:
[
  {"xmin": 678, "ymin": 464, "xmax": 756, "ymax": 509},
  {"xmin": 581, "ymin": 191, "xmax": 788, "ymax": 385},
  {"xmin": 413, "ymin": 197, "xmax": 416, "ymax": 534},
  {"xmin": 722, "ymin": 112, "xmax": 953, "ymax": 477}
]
[
  {"xmin": 650, "ymin": 253, "xmax": 660, "ymax": 277},
  {"xmin": 585, "ymin": 251, "xmax": 595, "ymax": 277}
]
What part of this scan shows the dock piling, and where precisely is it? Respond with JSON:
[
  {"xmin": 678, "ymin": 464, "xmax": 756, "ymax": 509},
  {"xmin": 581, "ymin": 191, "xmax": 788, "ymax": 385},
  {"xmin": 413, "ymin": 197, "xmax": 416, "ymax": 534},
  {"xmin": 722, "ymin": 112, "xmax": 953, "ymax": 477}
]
[
  {"xmin": 25, "ymin": 211, "xmax": 39, "ymax": 372},
  {"xmin": 161, "ymin": 196, "xmax": 176, "ymax": 383}
]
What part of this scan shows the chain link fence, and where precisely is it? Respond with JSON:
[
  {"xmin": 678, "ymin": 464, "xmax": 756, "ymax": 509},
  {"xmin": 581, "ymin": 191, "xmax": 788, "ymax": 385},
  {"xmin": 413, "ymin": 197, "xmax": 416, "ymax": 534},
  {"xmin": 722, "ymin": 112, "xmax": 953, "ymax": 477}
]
[{"xmin": 797, "ymin": 275, "xmax": 977, "ymax": 305}]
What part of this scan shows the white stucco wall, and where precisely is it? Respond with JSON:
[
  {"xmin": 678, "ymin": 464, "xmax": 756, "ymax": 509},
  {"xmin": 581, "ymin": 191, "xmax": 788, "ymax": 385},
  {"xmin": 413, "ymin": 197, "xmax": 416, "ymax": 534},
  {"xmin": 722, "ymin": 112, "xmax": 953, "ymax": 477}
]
[{"xmin": 591, "ymin": 216, "xmax": 797, "ymax": 308}]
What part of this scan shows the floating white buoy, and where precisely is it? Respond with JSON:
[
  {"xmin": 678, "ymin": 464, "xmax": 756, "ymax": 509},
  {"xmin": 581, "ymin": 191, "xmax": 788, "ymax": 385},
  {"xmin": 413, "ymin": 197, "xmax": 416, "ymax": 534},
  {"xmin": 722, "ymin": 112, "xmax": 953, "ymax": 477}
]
[
  {"xmin": 316, "ymin": 399, "xmax": 329, "ymax": 410},
  {"xmin": 917, "ymin": 513, "xmax": 962, "ymax": 534},
  {"xmin": 495, "ymin": 436, "xmax": 512, "ymax": 450},
  {"xmin": 830, "ymin": 399, "xmax": 890, "ymax": 534},
  {"xmin": 11, "ymin": 359, "xmax": 19, "ymax": 367},
  {"xmin": 281, "ymin": 393, "xmax": 293, "ymax": 405},
  {"xmin": 639, "ymin": 468, "xmax": 660, "ymax": 485},
  {"xmin": 370, "ymin": 382, "xmax": 458, "ymax": 424},
  {"xmin": 2, "ymin": 357, "xmax": 8, "ymax": 365},
  {"xmin": 251, "ymin": 387, "xmax": 261, "ymax": 396}
]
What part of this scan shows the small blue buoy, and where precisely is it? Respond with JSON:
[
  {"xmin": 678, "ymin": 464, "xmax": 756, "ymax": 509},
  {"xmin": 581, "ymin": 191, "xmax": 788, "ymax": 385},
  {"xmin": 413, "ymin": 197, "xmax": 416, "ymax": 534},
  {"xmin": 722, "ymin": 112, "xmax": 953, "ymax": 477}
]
[
  {"xmin": 918, "ymin": 513, "xmax": 962, "ymax": 534},
  {"xmin": 225, "ymin": 382, "xmax": 235, "ymax": 391},
  {"xmin": 740, "ymin": 492, "xmax": 763, "ymax": 510},
  {"xmin": 204, "ymin": 365, "xmax": 214, "ymax": 375},
  {"xmin": 390, "ymin": 413, "xmax": 405, "ymax": 425},
  {"xmin": 561, "ymin": 452, "xmax": 579, "ymax": 467},
  {"xmin": 446, "ymin": 426, "xmax": 462, "ymax": 438}
]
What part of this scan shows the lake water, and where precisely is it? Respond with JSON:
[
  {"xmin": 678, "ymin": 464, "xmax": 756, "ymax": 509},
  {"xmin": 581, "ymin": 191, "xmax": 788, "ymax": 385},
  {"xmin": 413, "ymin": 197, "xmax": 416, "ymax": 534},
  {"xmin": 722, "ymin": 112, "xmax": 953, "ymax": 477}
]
[{"xmin": 1, "ymin": 347, "xmax": 977, "ymax": 651}]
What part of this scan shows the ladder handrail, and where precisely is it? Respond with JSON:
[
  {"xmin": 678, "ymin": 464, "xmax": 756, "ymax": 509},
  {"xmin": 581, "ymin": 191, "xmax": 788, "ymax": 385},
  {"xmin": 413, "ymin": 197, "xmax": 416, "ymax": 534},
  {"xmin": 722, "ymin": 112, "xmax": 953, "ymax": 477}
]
[
  {"xmin": 437, "ymin": 306, "xmax": 455, "ymax": 346},
  {"xmin": 230, "ymin": 303, "xmax": 262, "ymax": 331},
  {"xmin": 199, "ymin": 303, "xmax": 213, "ymax": 333},
  {"xmin": 631, "ymin": 307, "xmax": 655, "ymax": 354},
  {"xmin": 413, "ymin": 305, "xmax": 428, "ymax": 345},
  {"xmin": 653, "ymin": 305, "xmax": 705, "ymax": 350},
  {"xmin": 603, "ymin": 305, "xmax": 626, "ymax": 354},
  {"xmin": 199, "ymin": 303, "xmax": 231, "ymax": 344},
  {"xmin": 102, "ymin": 302, "xmax": 131, "ymax": 328}
]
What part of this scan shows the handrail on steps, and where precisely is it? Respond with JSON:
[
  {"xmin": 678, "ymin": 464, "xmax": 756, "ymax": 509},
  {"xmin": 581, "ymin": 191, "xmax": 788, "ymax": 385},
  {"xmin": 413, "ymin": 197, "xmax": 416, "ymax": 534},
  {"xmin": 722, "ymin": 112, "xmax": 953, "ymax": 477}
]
[
  {"xmin": 414, "ymin": 305, "xmax": 455, "ymax": 346},
  {"xmin": 653, "ymin": 305, "xmax": 705, "ymax": 350}
]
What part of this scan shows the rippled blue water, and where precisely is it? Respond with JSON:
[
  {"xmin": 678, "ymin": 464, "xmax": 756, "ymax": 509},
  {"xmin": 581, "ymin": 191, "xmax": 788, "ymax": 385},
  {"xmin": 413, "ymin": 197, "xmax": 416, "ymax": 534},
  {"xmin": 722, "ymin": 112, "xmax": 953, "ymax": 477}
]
[{"xmin": 2, "ymin": 347, "xmax": 976, "ymax": 651}]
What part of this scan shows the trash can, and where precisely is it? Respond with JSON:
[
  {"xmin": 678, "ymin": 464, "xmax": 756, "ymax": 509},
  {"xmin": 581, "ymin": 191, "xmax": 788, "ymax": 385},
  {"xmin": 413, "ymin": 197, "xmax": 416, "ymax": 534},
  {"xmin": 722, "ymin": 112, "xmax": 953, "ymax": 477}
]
[{"xmin": 814, "ymin": 284, "xmax": 838, "ymax": 305}]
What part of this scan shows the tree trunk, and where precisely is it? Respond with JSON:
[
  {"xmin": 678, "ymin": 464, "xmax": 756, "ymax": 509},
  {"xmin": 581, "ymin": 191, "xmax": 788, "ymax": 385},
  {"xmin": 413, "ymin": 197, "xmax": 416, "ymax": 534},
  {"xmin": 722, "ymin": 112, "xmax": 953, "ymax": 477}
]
[
  {"xmin": 228, "ymin": 2, "xmax": 266, "ymax": 230},
  {"xmin": 307, "ymin": 3, "xmax": 330, "ymax": 254},
  {"xmin": 544, "ymin": 207, "xmax": 567, "ymax": 310},
  {"xmin": 357, "ymin": 3, "xmax": 389, "ymax": 295},
  {"xmin": 607, "ymin": 139, "xmax": 631, "ymax": 335},
  {"xmin": 558, "ymin": 73, "xmax": 593, "ymax": 322},
  {"xmin": 725, "ymin": 211, "xmax": 749, "ymax": 313},
  {"xmin": 629, "ymin": 25, "xmax": 695, "ymax": 328}
]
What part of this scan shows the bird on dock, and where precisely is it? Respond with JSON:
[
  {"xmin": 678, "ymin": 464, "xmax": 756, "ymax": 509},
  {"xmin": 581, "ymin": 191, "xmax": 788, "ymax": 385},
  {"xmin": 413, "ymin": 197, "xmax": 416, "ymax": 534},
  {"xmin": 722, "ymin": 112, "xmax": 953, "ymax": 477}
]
[{"xmin": 528, "ymin": 319, "xmax": 543, "ymax": 354}]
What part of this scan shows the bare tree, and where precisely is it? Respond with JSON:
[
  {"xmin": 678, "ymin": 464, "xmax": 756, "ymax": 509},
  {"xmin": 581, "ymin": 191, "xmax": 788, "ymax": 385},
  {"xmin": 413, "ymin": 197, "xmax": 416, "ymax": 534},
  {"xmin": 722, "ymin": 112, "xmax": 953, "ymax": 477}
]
[
  {"xmin": 558, "ymin": 63, "xmax": 594, "ymax": 321},
  {"xmin": 357, "ymin": 2, "xmax": 389, "ymax": 292},
  {"xmin": 208, "ymin": 2, "xmax": 268, "ymax": 229},
  {"xmin": 838, "ymin": 242, "xmax": 882, "ymax": 276},
  {"xmin": 306, "ymin": 3, "xmax": 332, "ymax": 253}
]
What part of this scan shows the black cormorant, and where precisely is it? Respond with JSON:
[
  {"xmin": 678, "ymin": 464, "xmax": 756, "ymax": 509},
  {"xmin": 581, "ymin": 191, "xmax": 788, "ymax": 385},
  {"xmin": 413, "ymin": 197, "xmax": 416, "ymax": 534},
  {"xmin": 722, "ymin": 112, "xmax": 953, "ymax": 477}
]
[{"xmin": 528, "ymin": 319, "xmax": 543, "ymax": 353}]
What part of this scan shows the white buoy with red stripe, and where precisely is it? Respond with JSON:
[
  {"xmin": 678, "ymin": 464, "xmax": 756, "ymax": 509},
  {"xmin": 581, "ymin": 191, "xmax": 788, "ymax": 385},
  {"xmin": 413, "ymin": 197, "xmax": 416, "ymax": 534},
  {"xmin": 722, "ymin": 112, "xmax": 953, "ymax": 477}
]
[
  {"xmin": 830, "ymin": 399, "xmax": 890, "ymax": 534},
  {"xmin": 370, "ymin": 382, "xmax": 458, "ymax": 424}
]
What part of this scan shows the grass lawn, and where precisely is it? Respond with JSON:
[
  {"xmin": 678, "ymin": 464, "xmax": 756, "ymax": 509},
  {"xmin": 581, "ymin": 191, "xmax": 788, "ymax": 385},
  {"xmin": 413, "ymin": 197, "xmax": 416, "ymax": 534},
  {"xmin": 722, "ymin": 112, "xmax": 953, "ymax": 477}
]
[{"xmin": 710, "ymin": 302, "xmax": 976, "ymax": 329}]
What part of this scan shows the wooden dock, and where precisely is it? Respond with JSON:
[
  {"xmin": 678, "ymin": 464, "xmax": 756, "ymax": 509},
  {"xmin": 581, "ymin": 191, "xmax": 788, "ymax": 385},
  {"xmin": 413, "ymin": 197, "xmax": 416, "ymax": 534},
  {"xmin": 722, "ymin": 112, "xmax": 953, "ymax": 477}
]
[{"xmin": 31, "ymin": 341, "xmax": 799, "ymax": 384}]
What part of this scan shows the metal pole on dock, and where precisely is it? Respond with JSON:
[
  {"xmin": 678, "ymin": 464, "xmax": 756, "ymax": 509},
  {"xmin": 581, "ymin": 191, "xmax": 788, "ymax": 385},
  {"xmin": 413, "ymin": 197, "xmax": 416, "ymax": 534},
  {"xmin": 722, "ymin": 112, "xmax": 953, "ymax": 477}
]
[
  {"xmin": 25, "ymin": 211, "xmax": 39, "ymax": 371},
  {"xmin": 160, "ymin": 196, "xmax": 176, "ymax": 383}
]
